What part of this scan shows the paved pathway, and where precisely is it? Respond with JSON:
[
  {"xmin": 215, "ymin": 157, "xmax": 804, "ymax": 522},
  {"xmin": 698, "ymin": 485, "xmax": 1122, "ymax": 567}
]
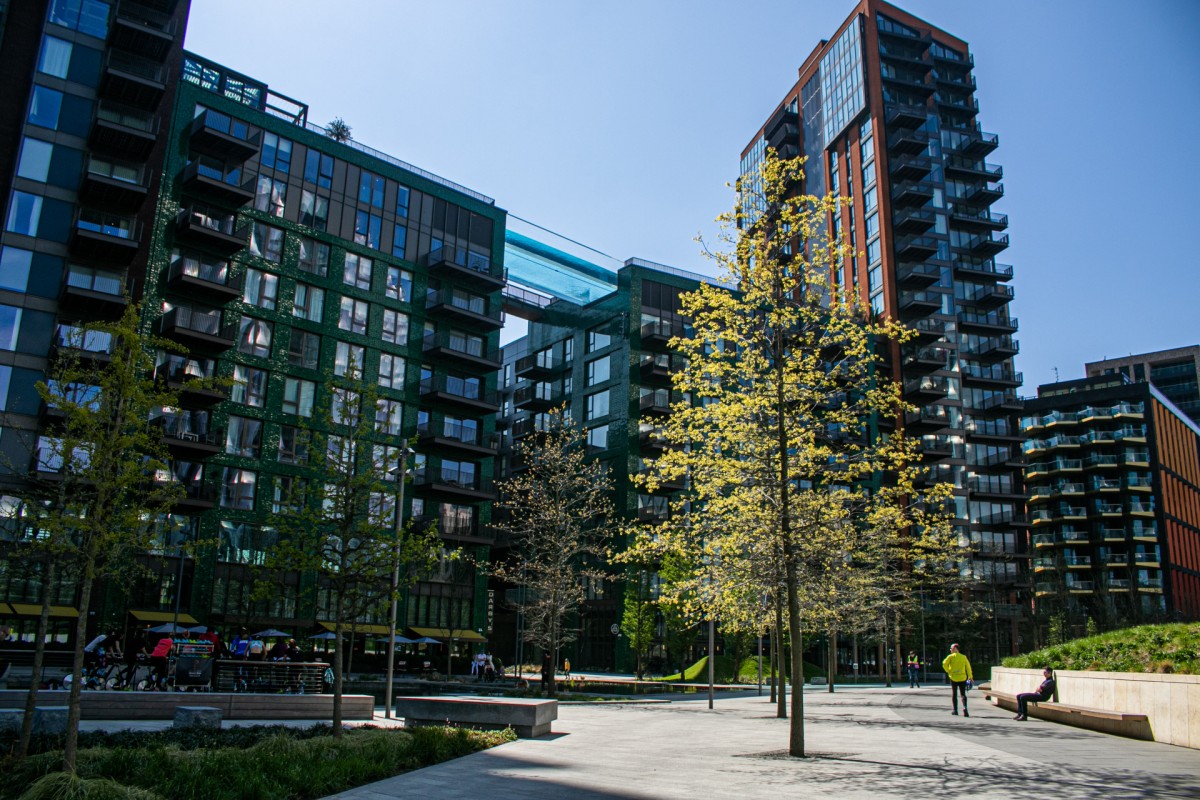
[{"xmin": 323, "ymin": 686, "xmax": 1200, "ymax": 800}]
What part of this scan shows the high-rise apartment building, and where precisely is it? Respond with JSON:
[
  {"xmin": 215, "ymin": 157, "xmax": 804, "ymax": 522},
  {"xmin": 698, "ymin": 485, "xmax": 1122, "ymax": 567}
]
[
  {"xmin": 740, "ymin": 0, "xmax": 1026, "ymax": 652},
  {"xmin": 1022, "ymin": 375, "xmax": 1200, "ymax": 626},
  {"xmin": 1086, "ymin": 346, "xmax": 1200, "ymax": 426}
]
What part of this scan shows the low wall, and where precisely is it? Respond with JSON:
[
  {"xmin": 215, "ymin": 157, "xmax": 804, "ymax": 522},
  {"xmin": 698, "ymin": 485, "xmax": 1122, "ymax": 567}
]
[
  {"xmin": 0, "ymin": 690, "xmax": 374, "ymax": 721},
  {"xmin": 991, "ymin": 667, "xmax": 1199, "ymax": 749}
]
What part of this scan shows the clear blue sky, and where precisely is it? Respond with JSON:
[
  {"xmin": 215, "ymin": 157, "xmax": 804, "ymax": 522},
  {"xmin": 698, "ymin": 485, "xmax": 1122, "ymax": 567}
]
[{"xmin": 184, "ymin": 0, "xmax": 1200, "ymax": 389}]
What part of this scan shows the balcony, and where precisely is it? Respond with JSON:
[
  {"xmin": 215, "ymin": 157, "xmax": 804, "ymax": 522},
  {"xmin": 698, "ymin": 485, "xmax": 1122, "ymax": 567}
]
[
  {"xmin": 515, "ymin": 350, "xmax": 562, "ymax": 380},
  {"xmin": 1066, "ymin": 581, "xmax": 1095, "ymax": 594},
  {"xmin": 936, "ymin": 94, "xmax": 979, "ymax": 115},
  {"xmin": 639, "ymin": 391, "xmax": 673, "ymax": 416},
  {"xmin": 1100, "ymin": 527, "xmax": 1128, "ymax": 542},
  {"xmin": 764, "ymin": 107, "xmax": 799, "ymax": 153},
  {"xmin": 188, "ymin": 108, "xmax": 261, "ymax": 161},
  {"xmin": 155, "ymin": 306, "xmax": 235, "ymax": 350},
  {"xmin": 152, "ymin": 356, "xmax": 225, "ymax": 404},
  {"xmin": 902, "ymin": 344, "xmax": 951, "ymax": 373},
  {"xmin": 962, "ymin": 363, "xmax": 1022, "ymax": 387},
  {"xmin": 60, "ymin": 266, "xmax": 128, "ymax": 317},
  {"xmin": 896, "ymin": 261, "xmax": 941, "ymax": 288},
  {"xmin": 889, "ymin": 154, "xmax": 933, "ymax": 180},
  {"xmin": 109, "ymin": 3, "xmax": 177, "ymax": 62},
  {"xmin": 964, "ymin": 418, "xmax": 1022, "ymax": 442},
  {"xmin": 885, "ymin": 103, "xmax": 927, "ymax": 129},
  {"xmin": 963, "ymin": 181, "xmax": 1005, "ymax": 205},
  {"xmin": 967, "ymin": 477, "xmax": 1022, "ymax": 499},
  {"xmin": 640, "ymin": 353, "xmax": 675, "ymax": 384},
  {"xmin": 963, "ymin": 336, "xmax": 1019, "ymax": 363},
  {"xmin": 909, "ymin": 318, "xmax": 945, "ymax": 341},
  {"xmin": 90, "ymin": 103, "xmax": 159, "ymax": 159},
  {"xmin": 904, "ymin": 405, "xmax": 951, "ymax": 430},
  {"xmin": 425, "ymin": 289, "xmax": 504, "ymax": 330},
  {"xmin": 958, "ymin": 311, "xmax": 1017, "ymax": 334},
  {"xmin": 887, "ymin": 127, "xmax": 930, "ymax": 154},
  {"xmin": 903, "ymin": 375, "xmax": 951, "ymax": 400},
  {"xmin": 100, "ymin": 51, "xmax": 167, "ymax": 109},
  {"xmin": 181, "ymin": 160, "xmax": 256, "ymax": 206},
  {"xmin": 965, "ymin": 285, "xmax": 1015, "ymax": 313},
  {"xmin": 175, "ymin": 205, "xmax": 248, "ymax": 255},
  {"xmin": 892, "ymin": 207, "xmax": 938, "ymax": 235},
  {"xmin": 80, "ymin": 156, "xmax": 149, "ymax": 210},
  {"xmin": 641, "ymin": 319, "xmax": 686, "ymax": 349},
  {"xmin": 154, "ymin": 420, "xmax": 222, "ymax": 458},
  {"xmin": 413, "ymin": 469, "xmax": 496, "ymax": 501},
  {"xmin": 944, "ymin": 155, "xmax": 1002, "ymax": 180},
  {"xmin": 976, "ymin": 391, "xmax": 1023, "ymax": 415},
  {"xmin": 413, "ymin": 515, "xmax": 496, "ymax": 546},
  {"xmin": 1108, "ymin": 578, "xmax": 1132, "ymax": 591},
  {"xmin": 898, "ymin": 289, "xmax": 942, "ymax": 318},
  {"xmin": 53, "ymin": 325, "xmax": 112, "ymax": 366},
  {"xmin": 513, "ymin": 382, "xmax": 562, "ymax": 412},
  {"xmin": 952, "ymin": 259, "xmax": 1013, "ymax": 282},
  {"xmin": 949, "ymin": 206, "xmax": 1008, "ymax": 231},
  {"xmin": 165, "ymin": 255, "xmax": 243, "ymax": 302},
  {"xmin": 70, "ymin": 209, "xmax": 141, "ymax": 263},
  {"xmin": 895, "ymin": 234, "xmax": 940, "ymax": 260},
  {"xmin": 918, "ymin": 438, "xmax": 954, "ymax": 460},
  {"xmin": 416, "ymin": 424, "xmax": 498, "ymax": 457},
  {"xmin": 944, "ymin": 127, "xmax": 999, "ymax": 157},
  {"xmin": 418, "ymin": 376, "xmax": 499, "ymax": 413},
  {"xmin": 891, "ymin": 180, "xmax": 936, "ymax": 207},
  {"xmin": 422, "ymin": 247, "xmax": 505, "ymax": 291},
  {"xmin": 956, "ymin": 232, "xmax": 1009, "ymax": 258},
  {"xmin": 173, "ymin": 482, "xmax": 216, "ymax": 512},
  {"xmin": 422, "ymin": 331, "xmax": 501, "ymax": 369}
]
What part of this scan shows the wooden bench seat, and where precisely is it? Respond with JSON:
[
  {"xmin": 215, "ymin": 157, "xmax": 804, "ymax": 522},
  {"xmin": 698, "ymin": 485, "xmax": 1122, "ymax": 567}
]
[
  {"xmin": 985, "ymin": 689, "xmax": 1148, "ymax": 722},
  {"xmin": 985, "ymin": 688, "xmax": 1151, "ymax": 739}
]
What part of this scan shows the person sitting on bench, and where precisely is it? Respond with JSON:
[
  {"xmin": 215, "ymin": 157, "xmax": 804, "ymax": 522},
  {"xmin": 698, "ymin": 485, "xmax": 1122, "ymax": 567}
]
[{"xmin": 1014, "ymin": 667, "xmax": 1056, "ymax": 721}]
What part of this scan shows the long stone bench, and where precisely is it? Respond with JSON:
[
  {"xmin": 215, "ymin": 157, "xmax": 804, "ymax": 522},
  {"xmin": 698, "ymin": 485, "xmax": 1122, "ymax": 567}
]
[
  {"xmin": 394, "ymin": 695, "xmax": 556, "ymax": 738},
  {"xmin": 0, "ymin": 706, "xmax": 67, "ymax": 735},
  {"xmin": 0, "ymin": 690, "xmax": 373, "ymax": 721},
  {"xmin": 985, "ymin": 689, "xmax": 1151, "ymax": 739}
]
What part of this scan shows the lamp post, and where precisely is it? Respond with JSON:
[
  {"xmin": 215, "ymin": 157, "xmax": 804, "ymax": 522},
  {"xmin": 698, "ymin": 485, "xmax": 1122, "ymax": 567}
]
[
  {"xmin": 169, "ymin": 517, "xmax": 188, "ymax": 635},
  {"xmin": 384, "ymin": 439, "xmax": 410, "ymax": 720}
]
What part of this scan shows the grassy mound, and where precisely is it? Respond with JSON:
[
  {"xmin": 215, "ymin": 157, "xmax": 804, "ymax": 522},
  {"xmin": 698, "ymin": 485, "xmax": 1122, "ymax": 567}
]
[
  {"xmin": 1002, "ymin": 623, "xmax": 1200, "ymax": 674},
  {"xmin": 658, "ymin": 655, "xmax": 823, "ymax": 683},
  {"xmin": 2, "ymin": 726, "xmax": 514, "ymax": 800}
]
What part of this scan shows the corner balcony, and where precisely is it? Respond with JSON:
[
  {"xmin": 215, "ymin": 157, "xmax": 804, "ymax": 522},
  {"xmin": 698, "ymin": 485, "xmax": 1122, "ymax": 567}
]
[
  {"xmin": 944, "ymin": 155, "xmax": 1002, "ymax": 180},
  {"xmin": 902, "ymin": 344, "xmax": 951, "ymax": 373},
  {"xmin": 188, "ymin": 108, "xmax": 261, "ymax": 162},
  {"xmin": 155, "ymin": 305, "xmax": 235, "ymax": 351},
  {"xmin": 909, "ymin": 318, "xmax": 945, "ymax": 342},
  {"xmin": 90, "ymin": 103, "xmax": 159, "ymax": 160},
  {"xmin": 425, "ymin": 289, "xmax": 504, "ymax": 331},
  {"xmin": 904, "ymin": 405, "xmax": 951, "ymax": 431},
  {"xmin": 422, "ymin": 247, "xmax": 506, "ymax": 291},
  {"xmin": 416, "ymin": 423, "xmax": 498, "ymax": 457},
  {"xmin": 962, "ymin": 336, "xmax": 1019, "ymax": 363},
  {"xmin": 99, "ymin": 51, "xmax": 167, "ymax": 109},
  {"xmin": 955, "ymin": 232, "xmax": 1009, "ymax": 258},
  {"xmin": 155, "ymin": 420, "xmax": 223, "ymax": 458},
  {"xmin": 515, "ymin": 350, "xmax": 562, "ymax": 380},
  {"xmin": 889, "ymin": 154, "xmax": 933, "ymax": 181},
  {"xmin": 165, "ymin": 255, "xmax": 243, "ymax": 303},
  {"xmin": 952, "ymin": 259, "xmax": 1013, "ymax": 282},
  {"xmin": 887, "ymin": 127, "xmax": 930, "ymax": 155},
  {"xmin": 418, "ymin": 376, "xmax": 499, "ymax": 413},
  {"xmin": 966, "ymin": 285, "xmax": 1015, "ymax": 312},
  {"xmin": 60, "ymin": 266, "xmax": 128, "ymax": 318},
  {"xmin": 70, "ymin": 210, "xmax": 141, "ymax": 264},
  {"xmin": 639, "ymin": 391, "xmax": 673, "ymax": 416},
  {"xmin": 895, "ymin": 234, "xmax": 940, "ymax": 260},
  {"xmin": 109, "ymin": 3, "xmax": 178, "ymax": 62},
  {"xmin": 891, "ymin": 180, "xmax": 936, "ymax": 207},
  {"xmin": 957, "ymin": 311, "xmax": 1017, "ymax": 334},
  {"xmin": 893, "ymin": 207, "xmax": 938, "ymax": 235},
  {"xmin": 896, "ymin": 261, "xmax": 941, "ymax": 288},
  {"xmin": 175, "ymin": 205, "xmax": 249, "ymax": 255},
  {"xmin": 898, "ymin": 289, "xmax": 942, "ymax": 319},
  {"xmin": 641, "ymin": 320, "xmax": 686, "ymax": 349},
  {"xmin": 949, "ymin": 206, "xmax": 1008, "ymax": 231},
  {"xmin": 80, "ymin": 156, "xmax": 150, "ymax": 210},
  {"xmin": 181, "ymin": 160, "xmax": 256, "ymax": 206},
  {"xmin": 513, "ymin": 382, "xmax": 562, "ymax": 412},
  {"xmin": 413, "ymin": 469, "xmax": 496, "ymax": 501},
  {"xmin": 962, "ymin": 363, "xmax": 1022, "ymax": 388},
  {"xmin": 962, "ymin": 181, "xmax": 1004, "ymax": 205},
  {"xmin": 422, "ymin": 331, "xmax": 501, "ymax": 370},
  {"xmin": 885, "ymin": 103, "xmax": 927, "ymax": 130},
  {"xmin": 903, "ymin": 375, "xmax": 951, "ymax": 401},
  {"xmin": 943, "ymin": 127, "xmax": 999, "ymax": 157},
  {"xmin": 152, "ymin": 355, "xmax": 226, "ymax": 405},
  {"xmin": 976, "ymin": 391, "xmax": 1024, "ymax": 415}
]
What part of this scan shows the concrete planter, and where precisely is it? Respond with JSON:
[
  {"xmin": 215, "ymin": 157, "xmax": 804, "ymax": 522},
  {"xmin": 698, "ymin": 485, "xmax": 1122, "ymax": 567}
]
[{"xmin": 991, "ymin": 667, "xmax": 1200, "ymax": 749}]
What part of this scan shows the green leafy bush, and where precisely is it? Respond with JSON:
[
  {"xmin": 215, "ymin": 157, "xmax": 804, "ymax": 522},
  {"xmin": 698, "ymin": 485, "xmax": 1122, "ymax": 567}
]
[{"xmin": 1002, "ymin": 623, "xmax": 1200, "ymax": 674}]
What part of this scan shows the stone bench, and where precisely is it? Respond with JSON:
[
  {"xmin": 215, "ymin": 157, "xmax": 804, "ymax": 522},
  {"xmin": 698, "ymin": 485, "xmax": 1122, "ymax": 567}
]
[
  {"xmin": 986, "ymin": 689, "xmax": 1151, "ymax": 739},
  {"xmin": 394, "ymin": 695, "xmax": 557, "ymax": 738},
  {"xmin": 174, "ymin": 705, "xmax": 222, "ymax": 729},
  {"xmin": 0, "ymin": 706, "xmax": 67, "ymax": 735}
]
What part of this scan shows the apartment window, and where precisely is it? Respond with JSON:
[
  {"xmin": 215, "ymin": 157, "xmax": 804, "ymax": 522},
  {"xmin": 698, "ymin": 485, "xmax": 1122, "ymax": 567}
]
[
  {"xmin": 48, "ymin": 0, "xmax": 110, "ymax": 38},
  {"xmin": 586, "ymin": 356, "xmax": 610, "ymax": 387},
  {"xmin": 249, "ymin": 222, "xmax": 283, "ymax": 263},
  {"xmin": 338, "ymin": 297, "xmax": 368, "ymax": 334},
  {"xmin": 260, "ymin": 133, "xmax": 292, "ymax": 173},
  {"xmin": 376, "ymin": 399, "xmax": 403, "ymax": 435},
  {"xmin": 303, "ymin": 150, "xmax": 333, "ymax": 188},
  {"xmin": 386, "ymin": 267, "xmax": 412, "ymax": 302},
  {"xmin": 293, "ymin": 283, "xmax": 324, "ymax": 322},
  {"xmin": 354, "ymin": 210, "xmax": 381, "ymax": 249},
  {"xmin": 862, "ymin": 160, "xmax": 876, "ymax": 188},
  {"xmin": 379, "ymin": 353, "xmax": 405, "ymax": 390},
  {"xmin": 448, "ymin": 330, "xmax": 483, "ymax": 357},
  {"xmin": 867, "ymin": 239, "xmax": 881, "ymax": 265},
  {"xmin": 331, "ymin": 387, "xmax": 358, "ymax": 426},
  {"xmin": 343, "ymin": 253, "xmax": 372, "ymax": 289},
  {"xmin": 254, "ymin": 175, "xmax": 286, "ymax": 217},
  {"xmin": 225, "ymin": 415, "xmax": 263, "ymax": 458},
  {"xmin": 586, "ymin": 390, "xmax": 610, "ymax": 421},
  {"xmin": 587, "ymin": 328, "xmax": 611, "ymax": 352},
  {"xmin": 587, "ymin": 424, "xmax": 609, "ymax": 451},
  {"xmin": 231, "ymin": 364, "xmax": 267, "ymax": 407},
  {"xmin": 37, "ymin": 36, "xmax": 72, "ymax": 78},
  {"xmin": 392, "ymin": 225, "xmax": 408, "ymax": 258},
  {"xmin": 443, "ymin": 415, "xmax": 478, "ymax": 444},
  {"xmin": 376, "ymin": 444, "xmax": 405, "ymax": 479},
  {"xmin": 299, "ymin": 190, "xmax": 328, "ymax": 230},
  {"xmin": 563, "ymin": 339, "xmax": 574, "ymax": 364},
  {"xmin": 282, "ymin": 377, "xmax": 315, "ymax": 417},
  {"xmin": 396, "ymin": 186, "xmax": 410, "ymax": 218},
  {"xmin": 381, "ymin": 309, "xmax": 407, "ymax": 345},
  {"xmin": 272, "ymin": 476, "xmax": 305, "ymax": 514},
  {"xmin": 358, "ymin": 171, "xmax": 384, "ymax": 207},
  {"xmin": 220, "ymin": 468, "xmax": 256, "ymax": 511},
  {"xmin": 278, "ymin": 425, "xmax": 308, "ymax": 464},
  {"xmin": 242, "ymin": 269, "xmax": 278, "ymax": 310},
  {"xmin": 865, "ymin": 212, "xmax": 879, "ymax": 240},
  {"xmin": 298, "ymin": 238, "xmax": 329, "ymax": 276},
  {"xmin": 334, "ymin": 341, "xmax": 364, "ymax": 377},
  {"xmin": 0, "ymin": 248, "xmax": 32, "ymax": 292},
  {"xmin": 6, "ymin": 192, "xmax": 42, "ymax": 236},
  {"xmin": 28, "ymin": 87, "xmax": 63, "ymax": 130},
  {"xmin": 237, "ymin": 316, "xmax": 272, "ymax": 358},
  {"xmin": 440, "ymin": 459, "xmax": 476, "ymax": 488},
  {"xmin": 17, "ymin": 138, "xmax": 53, "ymax": 183},
  {"xmin": 287, "ymin": 329, "xmax": 320, "ymax": 369}
]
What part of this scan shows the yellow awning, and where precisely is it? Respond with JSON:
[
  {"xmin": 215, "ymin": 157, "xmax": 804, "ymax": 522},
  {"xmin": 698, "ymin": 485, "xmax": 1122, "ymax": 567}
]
[
  {"xmin": 317, "ymin": 621, "xmax": 391, "ymax": 635},
  {"xmin": 0, "ymin": 603, "xmax": 13, "ymax": 615},
  {"xmin": 129, "ymin": 610, "xmax": 199, "ymax": 624},
  {"xmin": 410, "ymin": 627, "xmax": 487, "ymax": 643},
  {"xmin": 9, "ymin": 604, "xmax": 79, "ymax": 618}
]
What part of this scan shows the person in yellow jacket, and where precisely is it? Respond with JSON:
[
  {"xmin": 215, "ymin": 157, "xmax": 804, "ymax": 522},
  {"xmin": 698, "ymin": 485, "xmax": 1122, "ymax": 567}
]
[{"xmin": 942, "ymin": 643, "xmax": 973, "ymax": 717}]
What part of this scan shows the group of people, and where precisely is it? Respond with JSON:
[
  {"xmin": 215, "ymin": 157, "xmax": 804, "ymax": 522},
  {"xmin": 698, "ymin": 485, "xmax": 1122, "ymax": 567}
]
[
  {"xmin": 470, "ymin": 650, "xmax": 504, "ymax": 681},
  {"xmin": 905, "ymin": 643, "xmax": 1056, "ymax": 723}
]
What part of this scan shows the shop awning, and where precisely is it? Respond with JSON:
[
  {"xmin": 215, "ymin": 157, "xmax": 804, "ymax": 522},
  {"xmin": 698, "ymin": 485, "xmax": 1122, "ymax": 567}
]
[
  {"xmin": 317, "ymin": 621, "xmax": 391, "ymax": 636},
  {"xmin": 9, "ymin": 604, "xmax": 79, "ymax": 618},
  {"xmin": 410, "ymin": 627, "xmax": 487, "ymax": 643},
  {"xmin": 0, "ymin": 603, "xmax": 13, "ymax": 615},
  {"xmin": 130, "ymin": 610, "xmax": 199, "ymax": 624}
]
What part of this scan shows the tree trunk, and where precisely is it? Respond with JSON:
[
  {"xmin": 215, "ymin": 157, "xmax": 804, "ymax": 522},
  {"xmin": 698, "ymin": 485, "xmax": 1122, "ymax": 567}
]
[
  {"xmin": 331, "ymin": 593, "xmax": 345, "ymax": 739},
  {"xmin": 62, "ymin": 556, "xmax": 96, "ymax": 773},
  {"xmin": 17, "ymin": 559, "xmax": 56, "ymax": 759},
  {"xmin": 786, "ymin": 558, "xmax": 804, "ymax": 756},
  {"xmin": 768, "ymin": 611, "xmax": 777, "ymax": 704},
  {"xmin": 774, "ymin": 593, "xmax": 785, "ymax": 716},
  {"xmin": 827, "ymin": 627, "xmax": 836, "ymax": 693}
]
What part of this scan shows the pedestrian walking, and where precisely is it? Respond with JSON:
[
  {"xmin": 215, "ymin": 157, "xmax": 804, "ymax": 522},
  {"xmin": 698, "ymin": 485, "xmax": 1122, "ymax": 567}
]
[
  {"xmin": 942, "ymin": 643, "xmax": 973, "ymax": 717},
  {"xmin": 563, "ymin": 657, "xmax": 571, "ymax": 679},
  {"xmin": 906, "ymin": 651, "xmax": 921, "ymax": 688},
  {"xmin": 1014, "ymin": 667, "xmax": 1057, "ymax": 721}
]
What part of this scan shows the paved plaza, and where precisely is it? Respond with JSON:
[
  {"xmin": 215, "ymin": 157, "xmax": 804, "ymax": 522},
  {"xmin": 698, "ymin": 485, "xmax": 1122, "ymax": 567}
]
[{"xmin": 324, "ymin": 685, "xmax": 1200, "ymax": 800}]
